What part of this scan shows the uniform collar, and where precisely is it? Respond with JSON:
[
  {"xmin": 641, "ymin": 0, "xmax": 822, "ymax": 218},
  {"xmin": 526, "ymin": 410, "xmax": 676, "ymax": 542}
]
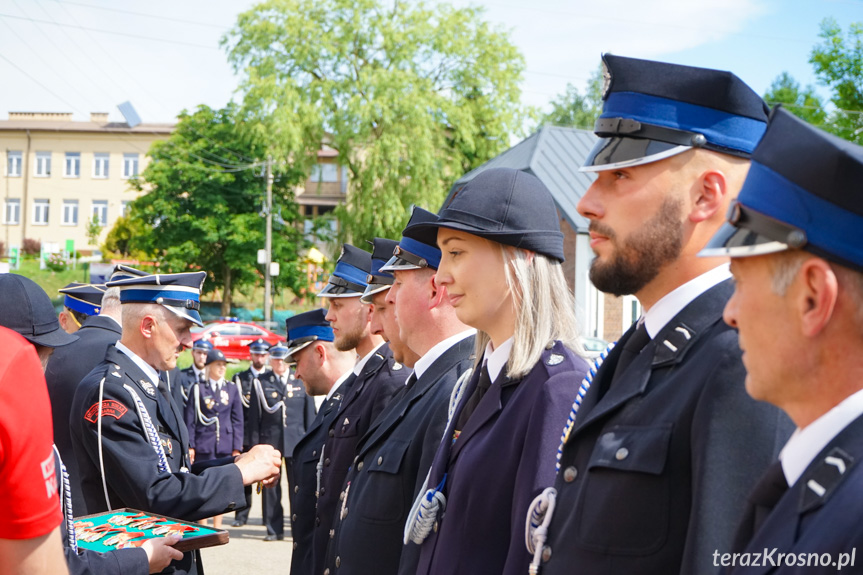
[
  {"xmin": 326, "ymin": 369, "xmax": 353, "ymax": 401},
  {"xmin": 114, "ymin": 340, "xmax": 160, "ymax": 387},
  {"xmin": 413, "ymin": 329, "xmax": 476, "ymax": 379},
  {"xmin": 780, "ymin": 387, "xmax": 863, "ymax": 487},
  {"xmin": 482, "ymin": 336, "xmax": 514, "ymax": 383},
  {"xmin": 643, "ymin": 264, "xmax": 730, "ymax": 338},
  {"xmin": 353, "ymin": 340, "xmax": 387, "ymax": 376}
]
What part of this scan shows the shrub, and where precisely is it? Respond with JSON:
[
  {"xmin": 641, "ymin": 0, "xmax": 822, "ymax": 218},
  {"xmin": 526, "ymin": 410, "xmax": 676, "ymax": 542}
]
[
  {"xmin": 22, "ymin": 238, "xmax": 41, "ymax": 257},
  {"xmin": 45, "ymin": 252, "xmax": 66, "ymax": 272}
]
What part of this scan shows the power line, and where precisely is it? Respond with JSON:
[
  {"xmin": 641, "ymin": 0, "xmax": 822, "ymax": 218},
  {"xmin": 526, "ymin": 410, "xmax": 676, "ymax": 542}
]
[
  {"xmin": 44, "ymin": 0, "xmax": 227, "ymax": 30},
  {"xmin": 0, "ymin": 12, "xmax": 220, "ymax": 49}
]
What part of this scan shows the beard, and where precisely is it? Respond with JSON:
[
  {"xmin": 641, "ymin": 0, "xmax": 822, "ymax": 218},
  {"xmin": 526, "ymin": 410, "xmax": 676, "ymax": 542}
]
[
  {"xmin": 589, "ymin": 195, "xmax": 684, "ymax": 297},
  {"xmin": 335, "ymin": 322, "xmax": 365, "ymax": 352}
]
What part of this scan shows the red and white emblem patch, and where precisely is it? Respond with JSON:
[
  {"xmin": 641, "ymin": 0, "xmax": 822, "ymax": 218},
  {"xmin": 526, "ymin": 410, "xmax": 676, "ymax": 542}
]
[{"xmin": 84, "ymin": 400, "xmax": 129, "ymax": 423}]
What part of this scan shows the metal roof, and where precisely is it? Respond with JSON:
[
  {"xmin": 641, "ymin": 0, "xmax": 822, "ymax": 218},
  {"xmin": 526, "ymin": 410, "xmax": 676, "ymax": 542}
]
[{"xmin": 446, "ymin": 125, "xmax": 597, "ymax": 233}]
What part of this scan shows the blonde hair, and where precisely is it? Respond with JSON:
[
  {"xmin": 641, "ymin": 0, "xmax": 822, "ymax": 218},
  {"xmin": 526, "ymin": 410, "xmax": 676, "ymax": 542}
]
[{"xmin": 473, "ymin": 246, "xmax": 584, "ymax": 379}]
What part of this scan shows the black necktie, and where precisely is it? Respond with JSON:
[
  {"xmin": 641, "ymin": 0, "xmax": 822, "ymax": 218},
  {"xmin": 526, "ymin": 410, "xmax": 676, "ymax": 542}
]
[
  {"xmin": 455, "ymin": 364, "xmax": 492, "ymax": 431},
  {"xmin": 731, "ymin": 460, "xmax": 789, "ymax": 552},
  {"xmin": 611, "ymin": 322, "xmax": 651, "ymax": 386},
  {"xmin": 404, "ymin": 373, "xmax": 418, "ymax": 392}
]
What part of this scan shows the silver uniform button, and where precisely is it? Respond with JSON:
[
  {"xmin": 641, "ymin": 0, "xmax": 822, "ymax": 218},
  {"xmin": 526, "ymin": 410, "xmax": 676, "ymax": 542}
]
[
  {"xmin": 335, "ymin": 557, "xmax": 341, "ymax": 568},
  {"xmin": 615, "ymin": 447, "xmax": 629, "ymax": 461},
  {"xmin": 542, "ymin": 546, "xmax": 552, "ymax": 562},
  {"xmin": 357, "ymin": 461, "xmax": 364, "ymax": 471},
  {"xmin": 563, "ymin": 466, "xmax": 577, "ymax": 482},
  {"xmin": 377, "ymin": 456, "xmax": 383, "ymax": 465}
]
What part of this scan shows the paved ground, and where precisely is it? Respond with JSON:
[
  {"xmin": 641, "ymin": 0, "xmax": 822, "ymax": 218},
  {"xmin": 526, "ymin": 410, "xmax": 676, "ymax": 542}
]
[{"xmin": 199, "ymin": 472, "xmax": 294, "ymax": 574}]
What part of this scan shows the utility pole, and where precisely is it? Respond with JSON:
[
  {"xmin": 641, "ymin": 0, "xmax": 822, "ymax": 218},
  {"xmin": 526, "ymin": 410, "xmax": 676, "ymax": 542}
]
[{"xmin": 264, "ymin": 155, "xmax": 273, "ymax": 325}]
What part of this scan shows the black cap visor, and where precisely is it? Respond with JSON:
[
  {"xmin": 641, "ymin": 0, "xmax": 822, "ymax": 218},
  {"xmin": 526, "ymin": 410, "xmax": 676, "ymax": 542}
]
[
  {"xmin": 581, "ymin": 136, "xmax": 692, "ymax": 172},
  {"xmin": 700, "ymin": 203, "xmax": 802, "ymax": 258}
]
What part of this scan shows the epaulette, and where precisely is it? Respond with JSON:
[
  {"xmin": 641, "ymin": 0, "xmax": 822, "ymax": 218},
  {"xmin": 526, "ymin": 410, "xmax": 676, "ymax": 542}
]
[{"xmin": 800, "ymin": 447, "xmax": 855, "ymax": 513}]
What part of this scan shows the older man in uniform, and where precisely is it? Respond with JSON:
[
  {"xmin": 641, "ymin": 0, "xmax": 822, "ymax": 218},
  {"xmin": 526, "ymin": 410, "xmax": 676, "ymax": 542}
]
[
  {"xmin": 231, "ymin": 337, "xmax": 271, "ymax": 527},
  {"xmin": 322, "ymin": 210, "xmax": 475, "ymax": 575},
  {"xmin": 310, "ymin": 244, "xmax": 408, "ymax": 573},
  {"xmin": 701, "ymin": 108, "xmax": 863, "ymax": 573},
  {"xmin": 248, "ymin": 343, "xmax": 315, "ymax": 541},
  {"xmin": 535, "ymin": 55, "xmax": 793, "ymax": 575},
  {"xmin": 69, "ymin": 271, "xmax": 282, "ymax": 575},
  {"xmin": 288, "ymin": 309, "xmax": 357, "ymax": 575}
]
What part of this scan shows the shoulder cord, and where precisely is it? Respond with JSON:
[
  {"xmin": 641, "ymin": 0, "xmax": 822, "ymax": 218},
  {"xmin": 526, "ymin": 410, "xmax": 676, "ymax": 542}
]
[
  {"xmin": 403, "ymin": 367, "xmax": 473, "ymax": 545},
  {"xmin": 193, "ymin": 382, "xmax": 221, "ymax": 445},
  {"xmin": 96, "ymin": 376, "xmax": 113, "ymax": 511},
  {"xmin": 53, "ymin": 444, "xmax": 77, "ymax": 553},
  {"xmin": 123, "ymin": 383, "xmax": 171, "ymax": 475},
  {"xmin": 315, "ymin": 444, "xmax": 326, "ymax": 499},
  {"xmin": 235, "ymin": 374, "xmax": 249, "ymax": 408},
  {"xmin": 254, "ymin": 377, "xmax": 287, "ymax": 427},
  {"xmin": 524, "ymin": 343, "xmax": 614, "ymax": 573}
]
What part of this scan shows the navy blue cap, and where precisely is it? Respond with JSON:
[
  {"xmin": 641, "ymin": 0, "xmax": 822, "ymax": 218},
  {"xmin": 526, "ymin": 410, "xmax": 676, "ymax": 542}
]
[
  {"xmin": 248, "ymin": 338, "xmax": 271, "ymax": 354},
  {"xmin": 268, "ymin": 344, "xmax": 290, "ymax": 360},
  {"xmin": 284, "ymin": 308, "xmax": 334, "ymax": 357},
  {"xmin": 59, "ymin": 282, "xmax": 105, "ymax": 316},
  {"xmin": 0, "ymin": 274, "xmax": 78, "ymax": 348},
  {"xmin": 192, "ymin": 339, "xmax": 214, "ymax": 351},
  {"xmin": 110, "ymin": 264, "xmax": 148, "ymax": 282},
  {"xmin": 107, "ymin": 271, "xmax": 206, "ymax": 327},
  {"xmin": 409, "ymin": 168, "xmax": 565, "ymax": 262},
  {"xmin": 205, "ymin": 348, "xmax": 226, "ymax": 365},
  {"xmin": 582, "ymin": 54, "xmax": 769, "ymax": 172},
  {"xmin": 702, "ymin": 107, "xmax": 863, "ymax": 273},
  {"xmin": 318, "ymin": 244, "xmax": 372, "ymax": 298},
  {"xmin": 361, "ymin": 238, "xmax": 399, "ymax": 303},
  {"xmin": 380, "ymin": 208, "xmax": 443, "ymax": 272}
]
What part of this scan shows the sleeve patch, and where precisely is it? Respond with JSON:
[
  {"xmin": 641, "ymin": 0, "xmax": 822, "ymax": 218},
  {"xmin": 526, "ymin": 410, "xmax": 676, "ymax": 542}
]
[{"xmin": 84, "ymin": 400, "xmax": 129, "ymax": 423}]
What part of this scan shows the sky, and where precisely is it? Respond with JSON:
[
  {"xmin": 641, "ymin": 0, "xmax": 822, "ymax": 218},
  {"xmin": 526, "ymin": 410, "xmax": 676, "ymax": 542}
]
[{"xmin": 0, "ymin": 0, "xmax": 861, "ymax": 126}]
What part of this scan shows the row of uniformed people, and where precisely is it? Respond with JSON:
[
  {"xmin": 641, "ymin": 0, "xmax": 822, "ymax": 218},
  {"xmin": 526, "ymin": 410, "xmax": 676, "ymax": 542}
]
[{"xmin": 283, "ymin": 51, "xmax": 843, "ymax": 575}]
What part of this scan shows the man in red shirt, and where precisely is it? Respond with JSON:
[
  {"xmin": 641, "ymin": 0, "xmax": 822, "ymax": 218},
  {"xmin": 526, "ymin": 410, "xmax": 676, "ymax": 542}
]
[{"xmin": 0, "ymin": 325, "xmax": 68, "ymax": 574}]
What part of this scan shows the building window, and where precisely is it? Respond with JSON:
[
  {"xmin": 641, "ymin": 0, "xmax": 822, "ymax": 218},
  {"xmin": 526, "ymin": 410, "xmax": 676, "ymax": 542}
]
[
  {"xmin": 64, "ymin": 152, "xmax": 81, "ymax": 178},
  {"xmin": 122, "ymin": 153, "xmax": 139, "ymax": 179},
  {"xmin": 7, "ymin": 151, "xmax": 22, "ymax": 177},
  {"xmin": 91, "ymin": 200, "xmax": 108, "ymax": 226},
  {"xmin": 62, "ymin": 200, "xmax": 78, "ymax": 226},
  {"xmin": 4, "ymin": 198, "xmax": 20, "ymax": 224},
  {"xmin": 120, "ymin": 200, "xmax": 132, "ymax": 217},
  {"xmin": 33, "ymin": 199, "xmax": 49, "ymax": 225},
  {"xmin": 310, "ymin": 163, "xmax": 338, "ymax": 183},
  {"xmin": 93, "ymin": 153, "xmax": 109, "ymax": 178},
  {"xmin": 35, "ymin": 152, "xmax": 51, "ymax": 177}
]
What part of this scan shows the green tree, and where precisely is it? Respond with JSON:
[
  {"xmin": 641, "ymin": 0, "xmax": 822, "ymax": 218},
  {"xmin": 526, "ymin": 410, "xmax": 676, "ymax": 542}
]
[
  {"xmin": 762, "ymin": 72, "xmax": 826, "ymax": 126},
  {"xmin": 222, "ymin": 0, "xmax": 528, "ymax": 244},
  {"xmin": 85, "ymin": 214, "xmax": 103, "ymax": 248},
  {"xmin": 810, "ymin": 19, "xmax": 863, "ymax": 143},
  {"xmin": 540, "ymin": 64, "xmax": 604, "ymax": 129},
  {"xmin": 125, "ymin": 104, "xmax": 309, "ymax": 315}
]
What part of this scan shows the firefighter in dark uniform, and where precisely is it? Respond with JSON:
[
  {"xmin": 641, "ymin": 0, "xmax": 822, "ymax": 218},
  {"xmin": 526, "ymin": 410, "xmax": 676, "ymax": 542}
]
[
  {"xmin": 310, "ymin": 244, "xmax": 409, "ymax": 574},
  {"xmin": 231, "ymin": 337, "xmax": 271, "ymax": 527},
  {"xmin": 69, "ymin": 271, "xmax": 282, "ymax": 575},
  {"xmin": 248, "ymin": 344, "xmax": 316, "ymax": 541},
  {"xmin": 287, "ymin": 309, "xmax": 358, "ymax": 575},
  {"xmin": 176, "ymin": 339, "xmax": 212, "ymax": 406}
]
